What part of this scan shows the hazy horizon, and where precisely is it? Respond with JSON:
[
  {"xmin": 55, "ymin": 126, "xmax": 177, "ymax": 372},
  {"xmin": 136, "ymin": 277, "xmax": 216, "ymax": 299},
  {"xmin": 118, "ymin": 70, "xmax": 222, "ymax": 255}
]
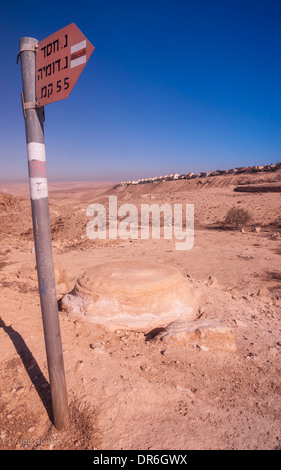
[{"xmin": 0, "ymin": 155, "xmax": 280, "ymax": 186}]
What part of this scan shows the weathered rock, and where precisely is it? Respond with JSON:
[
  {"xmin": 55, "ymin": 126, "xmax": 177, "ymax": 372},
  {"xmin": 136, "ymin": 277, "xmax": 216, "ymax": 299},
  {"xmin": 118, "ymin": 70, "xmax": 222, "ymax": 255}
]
[
  {"xmin": 257, "ymin": 287, "xmax": 269, "ymax": 297},
  {"xmin": 60, "ymin": 261, "xmax": 199, "ymax": 332},
  {"xmin": 154, "ymin": 320, "xmax": 236, "ymax": 352},
  {"xmin": 206, "ymin": 276, "xmax": 220, "ymax": 288}
]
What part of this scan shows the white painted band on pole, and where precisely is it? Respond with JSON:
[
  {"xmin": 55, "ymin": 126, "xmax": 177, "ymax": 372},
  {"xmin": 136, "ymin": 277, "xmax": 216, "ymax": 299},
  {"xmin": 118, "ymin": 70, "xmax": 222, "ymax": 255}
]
[
  {"xmin": 71, "ymin": 56, "xmax": 86, "ymax": 68},
  {"xmin": 27, "ymin": 142, "xmax": 46, "ymax": 162},
  {"xmin": 29, "ymin": 177, "xmax": 48, "ymax": 200},
  {"xmin": 71, "ymin": 40, "xmax": 86, "ymax": 54}
]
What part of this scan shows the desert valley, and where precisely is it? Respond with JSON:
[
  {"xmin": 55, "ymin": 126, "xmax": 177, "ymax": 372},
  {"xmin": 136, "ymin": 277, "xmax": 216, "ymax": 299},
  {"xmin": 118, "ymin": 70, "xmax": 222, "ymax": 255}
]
[{"xmin": 0, "ymin": 168, "xmax": 281, "ymax": 450}]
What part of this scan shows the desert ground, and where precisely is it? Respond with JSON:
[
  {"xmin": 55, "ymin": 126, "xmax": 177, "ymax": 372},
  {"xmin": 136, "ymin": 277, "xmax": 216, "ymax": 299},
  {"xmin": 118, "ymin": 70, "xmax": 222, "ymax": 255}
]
[{"xmin": 0, "ymin": 170, "xmax": 281, "ymax": 450}]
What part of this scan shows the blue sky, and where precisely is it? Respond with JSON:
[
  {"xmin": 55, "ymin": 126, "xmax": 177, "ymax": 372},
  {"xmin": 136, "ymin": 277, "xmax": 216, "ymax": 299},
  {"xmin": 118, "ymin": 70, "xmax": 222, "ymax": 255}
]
[{"xmin": 0, "ymin": 0, "xmax": 281, "ymax": 182}]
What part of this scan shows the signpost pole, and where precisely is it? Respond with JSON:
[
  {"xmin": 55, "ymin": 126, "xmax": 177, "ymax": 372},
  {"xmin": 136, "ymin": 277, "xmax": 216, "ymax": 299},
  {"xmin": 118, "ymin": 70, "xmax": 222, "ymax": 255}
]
[{"xmin": 19, "ymin": 36, "xmax": 68, "ymax": 431}]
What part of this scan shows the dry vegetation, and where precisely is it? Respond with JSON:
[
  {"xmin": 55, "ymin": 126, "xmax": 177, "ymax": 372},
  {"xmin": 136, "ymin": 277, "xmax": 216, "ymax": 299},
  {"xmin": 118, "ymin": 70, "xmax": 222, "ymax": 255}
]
[{"xmin": 224, "ymin": 207, "xmax": 252, "ymax": 230}]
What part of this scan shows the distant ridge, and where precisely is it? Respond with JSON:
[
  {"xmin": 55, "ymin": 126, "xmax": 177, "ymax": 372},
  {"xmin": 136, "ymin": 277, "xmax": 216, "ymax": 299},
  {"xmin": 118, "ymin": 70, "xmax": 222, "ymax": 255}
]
[
  {"xmin": 116, "ymin": 162, "xmax": 281, "ymax": 187},
  {"xmin": 107, "ymin": 167, "xmax": 281, "ymax": 195}
]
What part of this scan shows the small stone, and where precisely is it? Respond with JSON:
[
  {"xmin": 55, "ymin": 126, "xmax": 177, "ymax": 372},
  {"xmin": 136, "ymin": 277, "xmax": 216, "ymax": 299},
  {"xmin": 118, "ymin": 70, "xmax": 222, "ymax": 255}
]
[
  {"xmin": 257, "ymin": 287, "xmax": 269, "ymax": 297},
  {"xmin": 235, "ymin": 320, "xmax": 248, "ymax": 328},
  {"xmin": 90, "ymin": 342, "xmax": 104, "ymax": 351},
  {"xmin": 115, "ymin": 330, "xmax": 124, "ymax": 336},
  {"xmin": 198, "ymin": 306, "xmax": 206, "ymax": 318},
  {"xmin": 28, "ymin": 426, "xmax": 35, "ymax": 433},
  {"xmin": 269, "ymin": 347, "xmax": 278, "ymax": 356},
  {"xmin": 206, "ymin": 276, "xmax": 220, "ymax": 287},
  {"xmin": 154, "ymin": 320, "xmax": 236, "ymax": 352},
  {"xmin": 176, "ymin": 386, "xmax": 195, "ymax": 399},
  {"xmin": 75, "ymin": 360, "xmax": 84, "ymax": 373}
]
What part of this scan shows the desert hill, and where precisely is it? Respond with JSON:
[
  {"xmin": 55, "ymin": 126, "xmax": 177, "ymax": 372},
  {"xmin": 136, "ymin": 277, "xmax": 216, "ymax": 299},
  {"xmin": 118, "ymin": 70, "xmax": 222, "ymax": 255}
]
[{"xmin": 111, "ymin": 168, "xmax": 281, "ymax": 195}]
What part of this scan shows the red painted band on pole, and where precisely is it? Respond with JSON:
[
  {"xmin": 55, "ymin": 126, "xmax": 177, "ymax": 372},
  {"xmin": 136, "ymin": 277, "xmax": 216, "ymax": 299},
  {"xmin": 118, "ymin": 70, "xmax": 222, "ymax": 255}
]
[{"xmin": 28, "ymin": 160, "xmax": 47, "ymax": 178}]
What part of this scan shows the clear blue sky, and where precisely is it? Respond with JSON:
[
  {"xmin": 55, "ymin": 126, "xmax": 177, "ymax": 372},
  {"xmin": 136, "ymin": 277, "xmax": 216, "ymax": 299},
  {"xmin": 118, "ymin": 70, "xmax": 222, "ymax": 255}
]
[{"xmin": 0, "ymin": 0, "xmax": 281, "ymax": 182}]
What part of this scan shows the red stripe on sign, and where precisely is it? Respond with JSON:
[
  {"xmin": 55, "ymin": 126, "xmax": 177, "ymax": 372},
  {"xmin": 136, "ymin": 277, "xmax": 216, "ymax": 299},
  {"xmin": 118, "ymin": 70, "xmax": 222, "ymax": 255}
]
[
  {"xmin": 71, "ymin": 48, "xmax": 86, "ymax": 61},
  {"xmin": 28, "ymin": 160, "xmax": 47, "ymax": 178}
]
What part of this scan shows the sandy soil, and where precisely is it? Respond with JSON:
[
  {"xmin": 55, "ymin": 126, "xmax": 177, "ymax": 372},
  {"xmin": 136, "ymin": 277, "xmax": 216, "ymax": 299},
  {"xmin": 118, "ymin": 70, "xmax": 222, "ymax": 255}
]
[{"xmin": 0, "ymin": 173, "xmax": 281, "ymax": 450}]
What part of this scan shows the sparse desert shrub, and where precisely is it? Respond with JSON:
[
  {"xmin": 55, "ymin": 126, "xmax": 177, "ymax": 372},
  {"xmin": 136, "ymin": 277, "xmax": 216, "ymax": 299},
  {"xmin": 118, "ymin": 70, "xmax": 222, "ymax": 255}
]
[{"xmin": 224, "ymin": 207, "xmax": 252, "ymax": 230}]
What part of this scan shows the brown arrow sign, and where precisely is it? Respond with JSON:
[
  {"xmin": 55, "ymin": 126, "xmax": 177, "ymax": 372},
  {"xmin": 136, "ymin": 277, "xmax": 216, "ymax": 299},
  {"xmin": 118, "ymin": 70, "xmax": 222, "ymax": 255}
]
[{"xmin": 36, "ymin": 23, "xmax": 94, "ymax": 107}]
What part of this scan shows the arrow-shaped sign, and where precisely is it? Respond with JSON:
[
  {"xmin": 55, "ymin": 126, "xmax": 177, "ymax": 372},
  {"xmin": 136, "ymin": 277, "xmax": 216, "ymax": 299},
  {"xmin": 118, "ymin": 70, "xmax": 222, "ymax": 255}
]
[{"xmin": 36, "ymin": 23, "xmax": 94, "ymax": 107}]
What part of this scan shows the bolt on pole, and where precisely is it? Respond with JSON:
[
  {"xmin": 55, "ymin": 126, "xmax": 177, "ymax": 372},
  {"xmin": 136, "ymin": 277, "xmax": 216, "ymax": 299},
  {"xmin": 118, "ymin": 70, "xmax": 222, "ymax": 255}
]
[{"xmin": 18, "ymin": 36, "xmax": 68, "ymax": 431}]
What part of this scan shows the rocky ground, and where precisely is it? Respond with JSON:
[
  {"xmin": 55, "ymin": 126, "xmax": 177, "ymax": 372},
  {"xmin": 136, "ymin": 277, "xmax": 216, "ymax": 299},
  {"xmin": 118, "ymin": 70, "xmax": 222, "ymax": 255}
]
[{"xmin": 0, "ymin": 173, "xmax": 281, "ymax": 450}]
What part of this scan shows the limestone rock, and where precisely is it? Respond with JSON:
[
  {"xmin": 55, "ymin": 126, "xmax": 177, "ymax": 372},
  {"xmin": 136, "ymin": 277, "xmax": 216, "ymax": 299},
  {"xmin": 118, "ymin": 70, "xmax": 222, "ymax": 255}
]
[
  {"xmin": 154, "ymin": 320, "xmax": 236, "ymax": 352},
  {"xmin": 60, "ymin": 261, "xmax": 199, "ymax": 332}
]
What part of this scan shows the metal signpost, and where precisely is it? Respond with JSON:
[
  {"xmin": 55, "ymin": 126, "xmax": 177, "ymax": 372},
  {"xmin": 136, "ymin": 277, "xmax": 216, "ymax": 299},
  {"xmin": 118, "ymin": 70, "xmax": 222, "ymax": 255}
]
[{"xmin": 18, "ymin": 24, "xmax": 94, "ymax": 430}]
